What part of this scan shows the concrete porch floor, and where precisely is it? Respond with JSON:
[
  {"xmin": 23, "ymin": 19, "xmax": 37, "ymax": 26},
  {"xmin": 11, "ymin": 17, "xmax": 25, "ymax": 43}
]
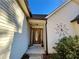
[{"xmin": 26, "ymin": 44, "xmax": 45, "ymax": 54}]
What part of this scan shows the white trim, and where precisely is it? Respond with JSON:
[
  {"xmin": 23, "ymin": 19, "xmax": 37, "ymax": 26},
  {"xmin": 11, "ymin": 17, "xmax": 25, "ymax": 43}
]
[{"xmin": 45, "ymin": 0, "xmax": 71, "ymax": 18}]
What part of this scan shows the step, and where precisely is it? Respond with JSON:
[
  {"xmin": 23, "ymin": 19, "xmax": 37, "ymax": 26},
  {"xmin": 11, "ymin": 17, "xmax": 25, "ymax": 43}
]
[{"xmin": 29, "ymin": 54, "xmax": 43, "ymax": 59}]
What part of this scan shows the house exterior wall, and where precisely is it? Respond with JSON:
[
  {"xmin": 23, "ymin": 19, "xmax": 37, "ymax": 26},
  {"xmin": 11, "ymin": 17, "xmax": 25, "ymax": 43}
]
[
  {"xmin": 47, "ymin": 1, "xmax": 79, "ymax": 53},
  {"xmin": 10, "ymin": 17, "xmax": 30, "ymax": 59},
  {"xmin": 0, "ymin": 30, "xmax": 14, "ymax": 59},
  {"xmin": 0, "ymin": 0, "xmax": 30, "ymax": 59},
  {"xmin": 0, "ymin": 0, "xmax": 25, "ymax": 33}
]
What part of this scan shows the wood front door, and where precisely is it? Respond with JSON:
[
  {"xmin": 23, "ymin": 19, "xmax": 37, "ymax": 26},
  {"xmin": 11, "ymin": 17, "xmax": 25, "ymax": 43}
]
[{"xmin": 30, "ymin": 28, "xmax": 43, "ymax": 45}]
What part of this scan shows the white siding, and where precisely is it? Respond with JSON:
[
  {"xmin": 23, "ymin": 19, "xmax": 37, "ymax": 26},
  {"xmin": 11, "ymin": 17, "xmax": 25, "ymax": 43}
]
[
  {"xmin": 0, "ymin": 0, "xmax": 24, "ymax": 32},
  {"xmin": 0, "ymin": 0, "xmax": 30, "ymax": 59},
  {"xmin": 47, "ymin": 1, "xmax": 79, "ymax": 53},
  {"xmin": 0, "ymin": 30, "xmax": 14, "ymax": 59}
]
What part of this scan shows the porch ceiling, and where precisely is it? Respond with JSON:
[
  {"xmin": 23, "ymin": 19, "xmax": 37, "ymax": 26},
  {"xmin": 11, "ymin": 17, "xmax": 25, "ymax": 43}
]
[{"xmin": 29, "ymin": 19, "xmax": 46, "ymax": 28}]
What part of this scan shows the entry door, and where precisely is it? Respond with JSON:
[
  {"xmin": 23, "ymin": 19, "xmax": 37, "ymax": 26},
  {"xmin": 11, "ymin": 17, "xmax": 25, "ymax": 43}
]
[{"xmin": 30, "ymin": 28, "xmax": 43, "ymax": 44}]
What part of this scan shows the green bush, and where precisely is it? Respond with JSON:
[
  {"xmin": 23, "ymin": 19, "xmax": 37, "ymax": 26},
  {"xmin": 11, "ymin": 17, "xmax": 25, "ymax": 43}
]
[
  {"xmin": 53, "ymin": 35, "xmax": 79, "ymax": 59},
  {"xmin": 51, "ymin": 53, "xmax": 60, "ymax": 59}
]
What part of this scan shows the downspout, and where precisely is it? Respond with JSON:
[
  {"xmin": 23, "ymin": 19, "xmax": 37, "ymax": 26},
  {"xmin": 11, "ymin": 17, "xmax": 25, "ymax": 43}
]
[{"xmin": 46, "ymin": 20, "xmax": 48, "ymax": 55}]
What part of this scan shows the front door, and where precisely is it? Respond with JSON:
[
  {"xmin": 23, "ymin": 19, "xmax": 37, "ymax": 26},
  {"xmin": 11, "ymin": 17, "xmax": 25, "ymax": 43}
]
[{"xmin": 30, "ymin": 28, "xmax": 43, "ymax": 45}]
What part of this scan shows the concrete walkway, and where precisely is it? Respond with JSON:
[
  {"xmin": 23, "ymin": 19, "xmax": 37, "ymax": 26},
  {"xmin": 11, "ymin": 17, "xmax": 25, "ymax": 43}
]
[{"xmin": 26, "ymin": 44, "xmax": 45, "ymax": 59}]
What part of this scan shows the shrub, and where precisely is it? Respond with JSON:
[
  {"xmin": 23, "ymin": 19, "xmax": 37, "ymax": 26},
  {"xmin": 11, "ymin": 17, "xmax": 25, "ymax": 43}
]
[
  {"xmin": 51, "ymin": 53, "xmax": 60, "ymax": 59},
  {"xmin": 53, "ymin": 35, "xmax": 79, "ymax": 59}
]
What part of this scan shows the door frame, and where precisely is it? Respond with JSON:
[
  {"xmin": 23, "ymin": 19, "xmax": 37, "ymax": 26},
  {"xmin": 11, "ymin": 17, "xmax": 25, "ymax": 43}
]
[{"xmin": 30, "ymin": 28, "xmax": 43, "ymax": 46}]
